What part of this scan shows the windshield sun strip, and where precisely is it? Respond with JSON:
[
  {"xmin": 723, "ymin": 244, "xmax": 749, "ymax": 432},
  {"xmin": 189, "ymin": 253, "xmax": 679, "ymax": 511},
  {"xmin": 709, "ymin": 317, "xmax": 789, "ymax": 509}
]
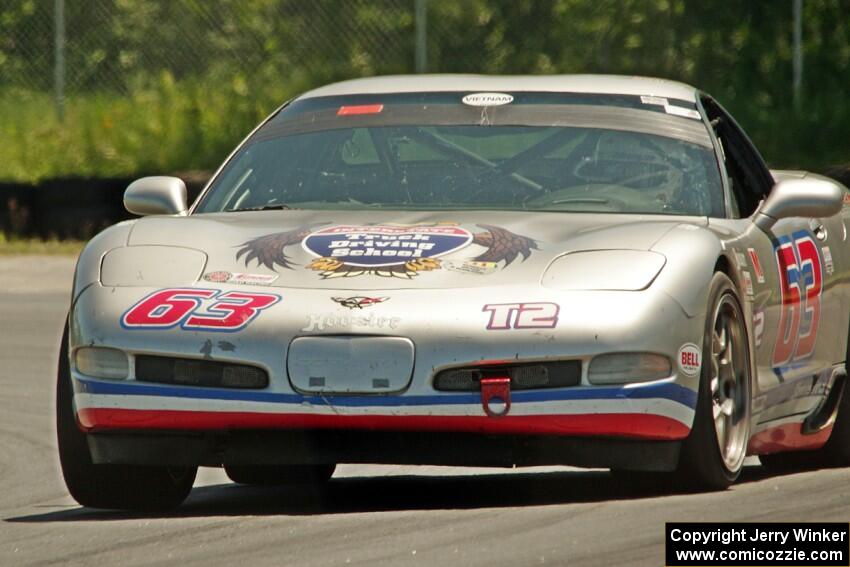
[{"xmin": 251, "ymin": 104, "xmax": 711, "ymax": 149}]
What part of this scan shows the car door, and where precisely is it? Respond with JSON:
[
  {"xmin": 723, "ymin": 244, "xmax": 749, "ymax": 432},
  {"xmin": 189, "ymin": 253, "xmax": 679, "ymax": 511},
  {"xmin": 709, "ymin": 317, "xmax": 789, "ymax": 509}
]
[{"xmin": 702, "ymin": 96, "xmax": 836, "ymax": 422}]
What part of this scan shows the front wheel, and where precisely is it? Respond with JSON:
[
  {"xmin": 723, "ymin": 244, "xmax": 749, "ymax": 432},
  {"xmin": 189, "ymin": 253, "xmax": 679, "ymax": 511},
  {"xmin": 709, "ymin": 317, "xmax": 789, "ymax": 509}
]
[
  {"xmin": 56, "ymin": 322, "xmax": 197, "ymax": 511},
  {"xmin": 676, "ymin": 272, "xmax": 751, "ymax": 489}
]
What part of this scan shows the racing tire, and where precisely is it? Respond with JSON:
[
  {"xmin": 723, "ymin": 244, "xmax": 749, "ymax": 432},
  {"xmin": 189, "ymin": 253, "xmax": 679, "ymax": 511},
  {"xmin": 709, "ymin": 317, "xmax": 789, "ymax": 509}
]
[
  {"xmin": 224, "ymin": 464, "xmax": 336, "ymax": 486},
  {"xmin": 676, "ymin": 272, "xmax": 751, "ymax": 489},
  {"xmin": 57, "ymin": 323, "xmax": 197, "ymax": 511}
]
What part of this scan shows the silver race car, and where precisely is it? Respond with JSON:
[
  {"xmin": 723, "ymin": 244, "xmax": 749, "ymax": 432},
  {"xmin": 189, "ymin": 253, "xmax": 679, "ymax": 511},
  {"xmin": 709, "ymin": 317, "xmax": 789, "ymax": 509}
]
[{"xmin": 58, "ymin": 75, "xmax": 850, "ymax": 510}]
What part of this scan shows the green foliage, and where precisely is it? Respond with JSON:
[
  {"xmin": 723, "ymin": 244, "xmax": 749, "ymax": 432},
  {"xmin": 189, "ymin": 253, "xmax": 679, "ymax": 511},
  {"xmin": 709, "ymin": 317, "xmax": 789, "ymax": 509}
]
[
  {"xmin": 0, "ymin": 0, "xmax": 848, "ymax": 183},
  {"xmin": 0, "ymin": 71, "xmax": 294, "ymax": 181},
  {"xmin": 0, "ymin": 232, "xmax": 84, "ymax": 255}
]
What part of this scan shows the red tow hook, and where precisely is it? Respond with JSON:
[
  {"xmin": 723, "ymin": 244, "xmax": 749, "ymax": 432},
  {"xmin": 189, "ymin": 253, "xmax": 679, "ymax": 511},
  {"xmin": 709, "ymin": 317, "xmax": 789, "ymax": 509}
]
[{"xmin": 480, "ymin": 376, "xmax": 511, "ymax": 418}]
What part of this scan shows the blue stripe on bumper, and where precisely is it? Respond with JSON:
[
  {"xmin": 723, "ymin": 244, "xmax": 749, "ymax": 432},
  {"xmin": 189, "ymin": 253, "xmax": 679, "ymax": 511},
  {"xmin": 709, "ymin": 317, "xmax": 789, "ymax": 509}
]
[{"xmin": 74, "ymin": 378, "xmax": 697, "ymax": 409}]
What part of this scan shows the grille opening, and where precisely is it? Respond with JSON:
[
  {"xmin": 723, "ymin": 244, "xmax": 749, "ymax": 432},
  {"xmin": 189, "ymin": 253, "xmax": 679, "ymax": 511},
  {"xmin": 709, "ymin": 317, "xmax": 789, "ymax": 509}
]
[
  {"xmin": 433, "ymin": 361, "xmax": 581, "ymax": 392},
  {"xmin": 135, "ymin": 355, "xmax": 269, "ymax": 389}
]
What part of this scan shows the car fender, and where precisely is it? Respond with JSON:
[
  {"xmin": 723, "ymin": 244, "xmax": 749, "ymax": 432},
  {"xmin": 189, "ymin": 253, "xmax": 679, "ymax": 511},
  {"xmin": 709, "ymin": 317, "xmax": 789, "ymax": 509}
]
[{"xmin": 650, "ymin": 224, "xmax": 728, "ymax": 319}]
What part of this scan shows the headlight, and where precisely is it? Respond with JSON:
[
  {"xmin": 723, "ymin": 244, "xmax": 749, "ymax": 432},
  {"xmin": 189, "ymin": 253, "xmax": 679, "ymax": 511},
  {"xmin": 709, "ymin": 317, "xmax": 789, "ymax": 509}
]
[
  {"xmin": 587, "ymin": 352, "xmax": 672, "ymax": 385},
  {"xmin": 542, "ymin": 250, "xmax": 666, "ymax": 291},
  {"xmin": 75, "ymin": 347, "xmax": 129, "ymax": 380},
  {"xmin": 100, "ymin": 246, "xmax": 207, "ymax": 287}
]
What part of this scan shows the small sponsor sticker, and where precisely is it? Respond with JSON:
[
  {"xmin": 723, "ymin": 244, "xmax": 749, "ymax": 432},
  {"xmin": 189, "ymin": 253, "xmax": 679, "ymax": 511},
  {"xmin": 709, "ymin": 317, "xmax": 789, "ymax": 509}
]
[
  {"xmin": 732, "ymin": 248, "xmax": 748, "ymax": 268},
  {"xmin": 663, "ymin": 104, "xmax": 701, "ymax": 120},
  {"xmin": 677, "ymin": 343, "xmax": 702, "ymax": 376},
  {"xmin": 203, "ymin": 271, "xmax": 278, "ymax": 286},
  {"xmin": 337, "ymin": 104, "xmax": 383, "ymax": 116},
  {"xmin": 741, "ymin": 270, "xmax": 754, "ymax": 297},
  {"xmin": 747, "ymin": 248, "xmax": 765, "ymax": 283},
  {"xmin": 823, "ymin": 246, "xmax": 835, "ymax": 275},
  {"xmin": 442, "ymin": 259, "xmax": 499, "ymax": 275},
  {"xmin": 203, "ymin": 270, "xmax": 232, "ymax": 283},
  {"xmin": 640, "ymin": 95, "xmax": 668, "ymax": 106},
  {"xmin": 462, "ymin": 92, "xmax": 514, "ymax": 107},
  {"xmin": 753, "ymin": 310, "xmax": 765, "ymax": 347},
  {"xmin": 230, "ymin": 273, "xmax": 278, "ymax": 286}
]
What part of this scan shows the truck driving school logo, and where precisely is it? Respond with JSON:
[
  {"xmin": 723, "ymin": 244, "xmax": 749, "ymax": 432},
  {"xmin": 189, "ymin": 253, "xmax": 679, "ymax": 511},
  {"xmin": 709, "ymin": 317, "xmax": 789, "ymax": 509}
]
[
  {"xmin": 303, "ymin": 225, "xmax": 473, "ymax": 272},
  {"xmin": 237, "ymin": 223, "xmax": 538, "ymax": 279}
]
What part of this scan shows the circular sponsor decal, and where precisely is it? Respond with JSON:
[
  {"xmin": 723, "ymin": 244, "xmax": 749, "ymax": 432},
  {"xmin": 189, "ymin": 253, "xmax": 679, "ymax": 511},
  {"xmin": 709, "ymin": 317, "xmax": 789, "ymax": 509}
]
[
  {"xmin": 302, "ymin": 225, "xmax": 473, "ymax": 268},
  {"xmin": 677, "ymin": 343, "xmax": 702, "ymax": 376},
  {"xmin": 203, "ymin": 270, "xmax": 232, "ymax": 283},
  {"xmin": 462, "ymin": 92, "xmax": 514, "ymax": 107}
]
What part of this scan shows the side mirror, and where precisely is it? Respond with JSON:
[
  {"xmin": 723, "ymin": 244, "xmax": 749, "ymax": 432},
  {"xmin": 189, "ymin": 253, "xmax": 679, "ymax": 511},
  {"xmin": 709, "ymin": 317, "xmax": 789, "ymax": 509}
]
[
  {"xmin": 124, "ymin": 176, "xmax": 188, "ymax": 216},
  {"xmin": 753, "ymin": 178, "xmax": 844, "ymax": 232}
]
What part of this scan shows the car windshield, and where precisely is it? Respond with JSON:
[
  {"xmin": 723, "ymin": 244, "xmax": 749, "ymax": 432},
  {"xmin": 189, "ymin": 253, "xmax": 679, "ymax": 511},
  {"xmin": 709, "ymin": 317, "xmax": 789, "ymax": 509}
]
[{"xmin": 195, "ymin": 92, "xmax": 724, "ymax": 216}]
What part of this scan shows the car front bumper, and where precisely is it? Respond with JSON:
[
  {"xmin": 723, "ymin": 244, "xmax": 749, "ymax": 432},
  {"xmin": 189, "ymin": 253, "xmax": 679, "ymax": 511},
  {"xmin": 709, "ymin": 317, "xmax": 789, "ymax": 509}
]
[{"xmin": 70, "ymin": 282, "xmax": 705, "ymax": 448}]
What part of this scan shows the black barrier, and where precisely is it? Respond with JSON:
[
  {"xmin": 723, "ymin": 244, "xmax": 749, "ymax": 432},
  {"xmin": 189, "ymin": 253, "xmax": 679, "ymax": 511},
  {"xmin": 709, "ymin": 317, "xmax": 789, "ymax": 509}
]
[
  {"xmin": 666, "ymin": 522, "xmax": 849, "ymax": 566},
  {"xmin": 1, "ymin": 167, "xmax": 848, "ymax": 242},
  {"xmin": 0, "ymin": 174, "xmax": 209, "ymax": 240}
]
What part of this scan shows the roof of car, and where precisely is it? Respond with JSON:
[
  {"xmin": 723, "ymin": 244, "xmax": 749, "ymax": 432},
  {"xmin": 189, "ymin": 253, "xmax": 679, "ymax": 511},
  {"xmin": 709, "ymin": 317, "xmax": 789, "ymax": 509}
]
[{"xmin": 297, "ymin": 74, "xmax": 699, "ymax": 103}]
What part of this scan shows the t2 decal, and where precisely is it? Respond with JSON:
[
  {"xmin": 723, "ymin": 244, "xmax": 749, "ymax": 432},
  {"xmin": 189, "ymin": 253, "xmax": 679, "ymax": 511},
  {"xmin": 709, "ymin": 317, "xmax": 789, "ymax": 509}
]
[
  {"xmin": 122, "ymin": 288, "xmax": 280, "ymax": 332},
  {"xmin": 482, "ymin": 302, "xmax": 559, "ymax": 330},
  {"xmin": 772, "ymin": 231, "xmax": 822, "ymax": 367}
]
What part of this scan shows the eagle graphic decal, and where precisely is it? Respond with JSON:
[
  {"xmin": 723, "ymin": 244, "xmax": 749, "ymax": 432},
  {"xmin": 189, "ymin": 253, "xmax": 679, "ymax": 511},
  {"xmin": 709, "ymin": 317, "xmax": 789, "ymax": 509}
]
[{"xmin": 237, "ymin": 223, "xmax": 538, "ymax": 279}]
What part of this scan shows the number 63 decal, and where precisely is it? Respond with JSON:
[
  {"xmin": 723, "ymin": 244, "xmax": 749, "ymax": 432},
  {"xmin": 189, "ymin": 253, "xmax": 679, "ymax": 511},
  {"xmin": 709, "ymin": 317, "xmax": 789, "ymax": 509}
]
[
  {"xmin": 121, "ymin": 288, "xmax": 280, "ymax": 332},
  {"xmin": 773, "ymin": 231, "xmax": 822, "ymax": 367}
]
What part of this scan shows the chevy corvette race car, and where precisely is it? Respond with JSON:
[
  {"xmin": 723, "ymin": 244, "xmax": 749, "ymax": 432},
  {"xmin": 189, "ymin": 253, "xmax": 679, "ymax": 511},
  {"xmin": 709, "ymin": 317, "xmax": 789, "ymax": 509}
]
[{"xmin": 59, "ymin": 75, "xmax": 850, "ymax": 510}]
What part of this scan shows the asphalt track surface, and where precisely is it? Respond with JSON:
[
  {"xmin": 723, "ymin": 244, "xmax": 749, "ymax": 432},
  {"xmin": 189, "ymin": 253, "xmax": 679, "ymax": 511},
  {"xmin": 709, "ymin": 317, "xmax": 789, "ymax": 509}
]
[{"xmin": 2, "ymin": 256, "xmax": 850, "ymax": 566}]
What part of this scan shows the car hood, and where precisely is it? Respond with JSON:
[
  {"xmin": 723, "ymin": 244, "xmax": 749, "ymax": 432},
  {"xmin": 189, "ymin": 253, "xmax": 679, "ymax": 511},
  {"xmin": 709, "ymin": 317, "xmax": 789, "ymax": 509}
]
[{"xmin": 126, "ymin": 210, "xmax": 706, "ymax": 290}]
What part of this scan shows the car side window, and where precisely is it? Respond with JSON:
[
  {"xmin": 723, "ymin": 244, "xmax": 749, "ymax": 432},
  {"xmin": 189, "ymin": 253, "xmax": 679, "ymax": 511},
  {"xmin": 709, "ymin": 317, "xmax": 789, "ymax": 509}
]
[{"xmin": 701, "ymin": 96, "xmax": 774, "ymax": 218}]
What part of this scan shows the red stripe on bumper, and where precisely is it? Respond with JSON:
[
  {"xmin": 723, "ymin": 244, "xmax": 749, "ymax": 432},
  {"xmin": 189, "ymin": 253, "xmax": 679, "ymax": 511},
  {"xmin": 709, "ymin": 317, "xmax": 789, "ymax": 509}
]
[
  {"xmin": 77, "ymin": 409, "xmax": 690, "ymax": 440},
  {"xmin": 747, "ymin": 422, "xmax": 833, "ymax": 455}
]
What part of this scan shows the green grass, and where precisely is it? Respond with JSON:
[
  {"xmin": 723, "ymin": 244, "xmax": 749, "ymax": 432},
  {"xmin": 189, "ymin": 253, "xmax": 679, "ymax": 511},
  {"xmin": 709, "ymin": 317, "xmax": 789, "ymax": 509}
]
[
  {"xmin": 0, "ymin": 234, "xmax": 85, "ymax": 255},
  {"xmin": 0, "ymin": 71, "xmax": 304, "ymax": 183},
  {"xmin": 1, "ymin": 70, "xmax": 848, "ymax": 184}
]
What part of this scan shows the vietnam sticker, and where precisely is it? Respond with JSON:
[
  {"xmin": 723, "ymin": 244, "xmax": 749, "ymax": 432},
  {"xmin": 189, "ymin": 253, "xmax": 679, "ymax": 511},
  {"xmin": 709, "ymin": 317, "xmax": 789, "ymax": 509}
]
[
  {"xmin": 302, "ymin": 224, "xmax": 473, "ymax": 268},
  {"xmin": 462, "ymin": 92, "xmax": 514, "ymax": 107},
  {"xmin": 677, "ymin": 343, "xmax": 702, "ymax": 376}
]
